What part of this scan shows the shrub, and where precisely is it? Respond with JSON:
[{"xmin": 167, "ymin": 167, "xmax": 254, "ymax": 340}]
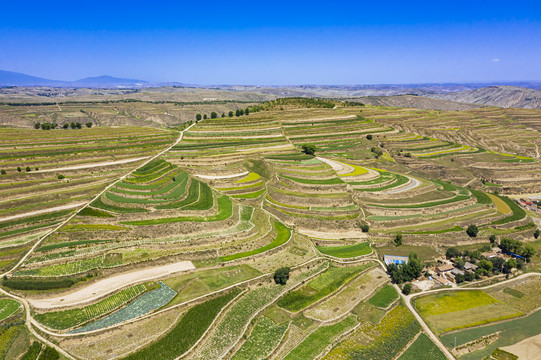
[
  {"xmin": 37, "ymin": 346, "xmax": 59, "ymax": 360},
  {"xmin": 274, "ymin": 267, "xmax": 290, "ymax": 285},
  {"xmin": 57, "ymin": 174, "xmax": 65, "ymax": 179},
  {"xmin": 489, "ymin": 234, "xmax": 497, "ymax": 243},
  {"xmin": 34, "ymin": 123, "xmax": 41, "ymax": 129},
  {"xmin": 25, "ymin": 166, "xmax": 31, "ymax": 172},
  {"xmin": 534, "ymin": 229, "xmax": 540, "ymax": 239},
  {"xmin": 17, "ymin": 167, "xmax": 21, "ymax": 172},
  {"xmin": 86, "ymin": 122, "xmax": 92, "ymax": 128},
  {"xmin": 361, "ymin": 224, "xmax": 369, "ymax": 232},
  {"xmin": 0, "ymin": 170, "xmax": 5, "ymax": 175},
  {"xmin": 466, "ymin": 224, "xmax": 479, "ymax": 237},
  {"xmin": 394, "ymin": 234, "xmax": 403, "ymax": 246},
  {"xmin": 402, "ymin": 283, "xmax": 412, "ymax": 295},
  {"xmin": 366, "ymin": 134, "xmax": 373, "ymax": 140},
  {"xmin": 301, "ymin": 143, "xmax": 317, "ymax": 155}
]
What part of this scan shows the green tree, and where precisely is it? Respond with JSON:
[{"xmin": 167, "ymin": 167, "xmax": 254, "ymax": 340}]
[
  {"xmin": 196, "ymin": 114, "xmax": 202, "ymax": 121},
  {"xmin": 228, "ymin": 111, "xmax": 234, "ymax": 117},
  {"xmin": 245, "ymin": 108, "xmax": 250, "ymax": 115},
  {"xmin": 507, "ymin": 258, "xmax": 517, "ymax": 269},
  {"xmin": 70, "ymin": 122, "xmax": 76, "ymax": 129},
  {"xmin": 534, "ymin": 229, "xmax": 540, "ymax": 239},
  {"xmin": 402, "ymin": 283, "xmax": 412, "ymax": 295},
  {"xmin": 86, "ymin": 122, "xmax": 92, "ymax": 128},
  {"xmin": 221, "ymin": 113, "xmax": 225, "ymax": 117},
  {"xmin": 57, "ymin": 174, "xmax": 65, "ymax": 180},
  {"xmin": 489, "ymin": 234, "xmax": 496, "ymax": 244},
  {"xmin": 273, "ymin": 267, "xmax": 290, "ymax": 285},
  {"xmin": 76, "ymin": 122, "xmax": 82, "ymax": 129},
  {"xmin": 360, "ymin": 224, "xmax": 369, "ymax": 232},
  {"xmin": 0, "ymin": 170, "xmax": 5, "ymax": 175},
  {"xmin": 239, "ymin": 109, "xmax": 244, "ymax": 116},
  {"xmin": 235, "ymin": 109, "xmax": 241, "ymax": 117},
  {"xmin": 394, "ymin": 234, "xmax": 403, "ymax": 247},
  {"xmin": 522, "ymin": 244, "xmax": 535, "ymax": 260},
  {"xmin": 466, "ymin": 224, "xmax": 479, "ymax": 237},
  {"xmin": 479, "ymin": 259, "xmax": 493, "ymax": 274},
  {"xmin": 210, "ymin": 112, "xmax": 218, "ymax": 119},
  {"xmin": 34, "ymin": 122, "xmax": 41, "ymax": 129},
  {"xmin": 17, "ymin": 167, "xmax": 21, "ymax": 172},
  {"xmin": 25, "ymin": 166, "xmax": 31, "ymax": 172},
  {"xmin": 300, "ymin": 144, "xmax": 317, "ymax": 156},
  {"xmin": 203, "ymin": 114, "xmax": 208, "ymax": 120},
  {"xmin": 446, "ymin": 247, "xmax": 461, "ymax": 259},
  {"xmin": 63, "ymin": 123, "xmax": 69, "ymax": 129},
  {"xmin": 366, "ymin": 134, "xmax": 373, "ymax": 140}
]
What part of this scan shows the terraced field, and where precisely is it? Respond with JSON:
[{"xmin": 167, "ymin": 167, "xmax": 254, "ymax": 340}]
[{"xmin": 0, "ymin": 99, "xmax": 539, "ymax": 359}]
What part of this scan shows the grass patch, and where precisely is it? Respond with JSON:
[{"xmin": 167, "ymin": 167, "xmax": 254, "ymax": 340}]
[
  {"xmin": 78, "ymin": 207, "xmax": 114, "ymax": 218},
  {"xmin": 277, "ymin": 263, "xmax": 373, "ymax": 312},
  {"xmin": 0, "ymin": 299, "xmax": 20, "ymax": 321},
  {"xmin": 235, "ymin": 172, "xmax": 261, "ymax": 184},
  {"xmin": 368, "ymin": 285, "xmax": 398, "ymax": 308}
]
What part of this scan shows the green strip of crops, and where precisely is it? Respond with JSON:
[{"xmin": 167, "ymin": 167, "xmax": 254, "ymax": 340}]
[
  {"xmin": 490, "ymin": 195, "xmax": 526, "ymax": 225},
  {"xmin": 354, "ymin": 173, "xmax": 409, "ymax": 191},
  {"xmin": 91, "ymin": 197, "xmax": 149, "ymax": 213},
  {"xmin": 122, "ymin": 195, "xmax": 233, "ymax": 225},
  {"xmin": 316, "ymin": 242, "xmax": 371, "ymax": 258},
  {"xmin": 0, "ymin": 210, "xmax": 72, "ymax": 230},
  {"xmin": 232, "ymin": 189, "xmax": 266, "ymax": 199},
  {"xmin": 220, "ymin": 222, "xmax": 291, "ymax": 262},
  {"xmin": 122, "ymin": 290, "xmax": 240, "ymax": 360},
  {"xmin": 35, "ymin": 284, "xmax": 147, "ymax": 330},
  {"xmin": 367, "ymin": 194, "xmax": 469, "ymax": 209},
  {"xmin": 156, "ymin": 179, "xmax": 199, "ymax": 209},
  {"xmin": 280, "ymin": 174, "xmax": 344, "ymax": 185}
]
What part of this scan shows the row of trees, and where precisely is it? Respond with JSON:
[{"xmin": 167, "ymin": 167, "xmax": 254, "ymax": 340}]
[
  {"xmin": 195, "ymin": 108, "xmax": 250, "ymax": 121},
  {"xmin": 34, "ymin": 122, "xmax": 92, "ymax": 130}
]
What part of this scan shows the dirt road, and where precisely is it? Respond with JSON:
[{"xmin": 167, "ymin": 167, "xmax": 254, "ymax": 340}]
[
  {"xmin": 0, "ymin": 202, "xmax": 85, "ymax": 223},
  {"xmin": 28, "ymin": 260, "xmax": 195, "ymax": 309}
]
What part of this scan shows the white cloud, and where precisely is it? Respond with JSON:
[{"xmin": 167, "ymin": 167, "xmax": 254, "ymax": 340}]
[{"xmin": 491, "ymin": 58, "xmax": 500, "ymax": 62}]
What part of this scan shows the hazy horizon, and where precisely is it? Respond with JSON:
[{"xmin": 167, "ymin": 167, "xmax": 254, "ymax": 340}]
[{"xmin": 1, "ymin": 0, "xmax": 540, "ymax": 85}]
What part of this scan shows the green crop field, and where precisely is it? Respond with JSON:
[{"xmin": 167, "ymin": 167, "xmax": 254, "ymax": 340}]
[
  {"xmin": 398, "ymin": 333, "xmax": 447, "ymax": 360},
  {"xmin": 415, "ymin": 291, "xmax": 522, "ymax": 333},
  {"xmin": 2, "ymin": 99, "xmax": 541, "ymax": 359}
]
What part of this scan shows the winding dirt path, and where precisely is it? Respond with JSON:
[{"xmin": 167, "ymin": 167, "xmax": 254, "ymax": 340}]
[{"xmin": 28, "ymin": 261, "xmax": 195, "ymax": 309}]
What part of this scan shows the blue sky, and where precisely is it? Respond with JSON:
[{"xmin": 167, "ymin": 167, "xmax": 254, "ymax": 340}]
[{"xmin": 1, "ymin": 0, "xmax": 540, "ymax": 84}]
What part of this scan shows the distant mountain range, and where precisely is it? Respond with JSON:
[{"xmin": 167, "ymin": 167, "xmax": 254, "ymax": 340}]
[
  {"xmin": 0, "ymin": 70, "xmax": 149, "ymax": 88},
  {"xmin": 1, "ymin": 69, "xmax": 541, "ymax": 109}
]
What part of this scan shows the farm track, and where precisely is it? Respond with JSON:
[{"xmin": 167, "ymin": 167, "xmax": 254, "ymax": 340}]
[
  {"xmin": 35, "ymin": 157, "xmax": 150, "ymax": 173},
  {"xmin": 0, "ymin": 202, "xmax": 86, "ymax": 223}
]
